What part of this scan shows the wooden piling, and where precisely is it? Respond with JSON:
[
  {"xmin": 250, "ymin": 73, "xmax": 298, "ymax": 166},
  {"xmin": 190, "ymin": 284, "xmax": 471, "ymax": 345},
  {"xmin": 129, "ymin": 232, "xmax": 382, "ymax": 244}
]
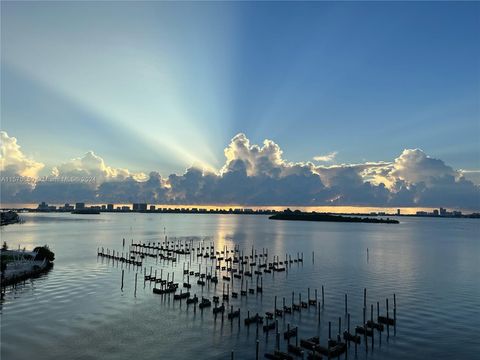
[
  {"xmin": 121, "ymin": 269, "xmax": 124, "ymax": 290},
  {"xmin": 322, "ymin": 285, "xmax": 325, "ymax": 307},
  {"xmin": 386, "ymin": 298, "xmax": 390, "ymax": 339},
  {"xmin": 347, "ymin": 313, "xmax": 351, "ymax": 347},
  {"xmin": 354, "ymin": 316, "xmax": 357, "ymax": 356},
  {"xmin": 371, "ymin": 304, "xmax": 374, "ymax": 350},
  {"xmin": 377, "ymin": 301, "xmax": 381, "ymax": 345},
  {"xmin": 318, "ymin": 303, "xmax": 321, "ymax": 325},
  {"xmin": 363, "ymin": 306, "xmax": 368, "ymax": 353},
  {"xmin": 394, "ymin": 293, "xmax": 397, "ymax": 335},
  {"xmin": 134, "ymin": 273, "xmax": 138, "ymax": 297}
]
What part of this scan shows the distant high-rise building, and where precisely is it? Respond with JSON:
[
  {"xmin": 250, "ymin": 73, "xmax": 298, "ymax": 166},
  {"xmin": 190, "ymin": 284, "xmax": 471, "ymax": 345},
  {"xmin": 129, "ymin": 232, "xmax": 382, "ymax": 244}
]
[
  {"xmin": 133, "ymin": 203, "xmax": 147, "ymax": 211},
  {"xmin": 440, "ymin": 207, "xmax": 447, "ymax": 216},
  {"xmin": 397, "ymin": 209, "xmax": 401, "ymax": 215},
  {"xmin": 150, "ymin": 205, "xmax": 156, "ymax": 211},
  {"xmin": 37, "ymin": 201, "xmax": 48, "ymax": 210},
  {"xmin": 62, "ymin": 203, "xmax": 74, "ymax": 211},
  {"xmin": 433, "ymin": 209, "xmax": 439, "ymax": 216},
  {"xmin": 76, "ymin": 202, "xmax": 85, "ymax": 210},
  {"xmin": 107, "ymin": 204, "xmax": 114, "ymax": 211}
]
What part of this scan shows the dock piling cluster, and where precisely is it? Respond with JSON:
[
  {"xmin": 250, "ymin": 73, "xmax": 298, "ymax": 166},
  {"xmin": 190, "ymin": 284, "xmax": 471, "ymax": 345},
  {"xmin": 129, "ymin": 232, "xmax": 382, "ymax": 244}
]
[{"xmin": 96, "ymin": 237, "xmax": 398, "ymax": 359}]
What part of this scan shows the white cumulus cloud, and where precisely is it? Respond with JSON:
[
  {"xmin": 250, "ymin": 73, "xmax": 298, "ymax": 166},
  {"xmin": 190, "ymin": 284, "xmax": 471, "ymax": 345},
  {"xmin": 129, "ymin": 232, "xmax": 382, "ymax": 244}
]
[
  {"xmin": 313, "ymin": 151, "xmax": 338, "ymax": 162},
  {"xmin": 52, "ymin": 151, "xmax": 146, "ymax": 183},
  {"xmin": 0, "ymin": 131, "xmax": 44, "ymax": 177},
  {"xmin": 1, "ymin": 132, "xmax": 479, "ymax": 209}
]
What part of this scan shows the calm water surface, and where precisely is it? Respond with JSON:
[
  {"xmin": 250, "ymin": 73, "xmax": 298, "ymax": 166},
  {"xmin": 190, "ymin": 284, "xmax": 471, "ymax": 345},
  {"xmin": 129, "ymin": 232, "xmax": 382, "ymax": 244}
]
[{"xmin": 1, "ymin": 213, "xmax": 479, "ymax": 360}]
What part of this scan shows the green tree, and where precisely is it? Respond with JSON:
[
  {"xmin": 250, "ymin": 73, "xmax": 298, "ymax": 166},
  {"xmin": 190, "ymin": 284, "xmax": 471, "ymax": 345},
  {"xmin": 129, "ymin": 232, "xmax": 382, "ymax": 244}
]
[{"xmin": 33, "ymin": 245, "xmax": 55, "ymax": 262}]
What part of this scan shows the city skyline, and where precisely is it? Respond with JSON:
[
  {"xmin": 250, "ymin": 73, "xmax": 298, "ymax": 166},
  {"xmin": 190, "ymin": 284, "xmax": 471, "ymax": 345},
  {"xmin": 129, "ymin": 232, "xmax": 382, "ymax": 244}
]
[{"xmin": 30, "ymin": 201, "xmax": 477, "ymax": 217}]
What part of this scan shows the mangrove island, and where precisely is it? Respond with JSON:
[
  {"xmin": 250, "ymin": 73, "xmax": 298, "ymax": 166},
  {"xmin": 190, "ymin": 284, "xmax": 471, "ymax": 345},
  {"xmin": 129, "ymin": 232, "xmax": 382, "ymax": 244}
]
[{"xmin": 269, "ymin": 210, "xmax": 399, "ymax": 224}]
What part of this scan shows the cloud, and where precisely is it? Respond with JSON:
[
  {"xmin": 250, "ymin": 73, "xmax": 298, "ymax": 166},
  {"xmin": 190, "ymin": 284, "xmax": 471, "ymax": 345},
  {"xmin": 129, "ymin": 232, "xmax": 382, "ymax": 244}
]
[
  {"xmin": 221, "ymin": 133, "xmax": 286, "ymax": 177},
  {"xmin": 360, "ymin": 148, "xmax": 465, "ymax": 189},
  {"xmin": 458, "ymin": 169, "xmax": 480, "ymax": 185},
  {"xmin": 0, "ymin": 131, "xmax": 45, "ymax": 200},
  {"xmin": 52, "ymin": 151, "xmax": 146, "ymax": 183},
  {"xmin": 0, "ymin": 131, "xmax": 44, "ymax": 177},
  {"xmin": 313, "ymin": 151, "xmax": 338, "ymax": 162},
  {"xmin": 390, "ymin": 149, "xmax": 456, "ymax": 184},
  {"xmin": 1, "ymin": 132, "xmax": 479, "ymax": 209},
  {"xmin": 354, "ymin": 149, "xmax": 480, "ymax": 208}
]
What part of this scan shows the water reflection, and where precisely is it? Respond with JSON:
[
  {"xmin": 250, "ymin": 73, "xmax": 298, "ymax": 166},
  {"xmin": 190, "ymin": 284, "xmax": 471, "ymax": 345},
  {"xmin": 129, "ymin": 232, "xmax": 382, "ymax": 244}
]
[{"xmin": 0, "ymin": 213, "xmax": 478, "ymax": 360}]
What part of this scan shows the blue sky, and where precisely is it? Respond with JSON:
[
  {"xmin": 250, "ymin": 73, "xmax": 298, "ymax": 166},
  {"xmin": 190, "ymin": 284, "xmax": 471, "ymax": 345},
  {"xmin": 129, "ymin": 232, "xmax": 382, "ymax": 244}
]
[{"xmin": 1, "ymin": 1, "xmax": 479, "ymax": 176}]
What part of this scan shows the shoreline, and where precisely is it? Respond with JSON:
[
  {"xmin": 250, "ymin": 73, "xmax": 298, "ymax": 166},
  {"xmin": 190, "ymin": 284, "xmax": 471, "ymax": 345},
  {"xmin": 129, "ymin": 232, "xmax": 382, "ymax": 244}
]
[
  {"xmin": 3, "ymin": 208, "xmax": 478, "ymax": 219},
  {"xmin": 0, "ymin": 211, "xmax": 21, "ymax": 226},
  {"xmin": 1, "ymin": 262, "xmax": 53, "ymax": 287},
  {"xmin": 2, "ymin": 203, "xmax": 477, "ymax": 216},
  {"xmin": 1, "ymin": 247, "xmax": 55, "ymax": 287}
]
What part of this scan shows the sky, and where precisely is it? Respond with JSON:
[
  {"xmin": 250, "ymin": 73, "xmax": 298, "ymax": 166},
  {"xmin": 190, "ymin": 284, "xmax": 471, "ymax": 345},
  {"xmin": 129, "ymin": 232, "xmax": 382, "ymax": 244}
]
[{"xmin": 1, "ymin": 1, "xmax": 479, "ymax": 209}]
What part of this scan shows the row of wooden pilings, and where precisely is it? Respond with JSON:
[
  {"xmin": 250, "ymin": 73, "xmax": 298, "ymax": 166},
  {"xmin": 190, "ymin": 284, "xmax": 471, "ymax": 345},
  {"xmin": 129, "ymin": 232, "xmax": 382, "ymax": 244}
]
[
  {"xmin": 227, "ymin": 292, "xmax": 396, "ymax": 359},
  {"xmin": 99, "ymin": 239, "xmax": 397, "ymax": 359}
]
